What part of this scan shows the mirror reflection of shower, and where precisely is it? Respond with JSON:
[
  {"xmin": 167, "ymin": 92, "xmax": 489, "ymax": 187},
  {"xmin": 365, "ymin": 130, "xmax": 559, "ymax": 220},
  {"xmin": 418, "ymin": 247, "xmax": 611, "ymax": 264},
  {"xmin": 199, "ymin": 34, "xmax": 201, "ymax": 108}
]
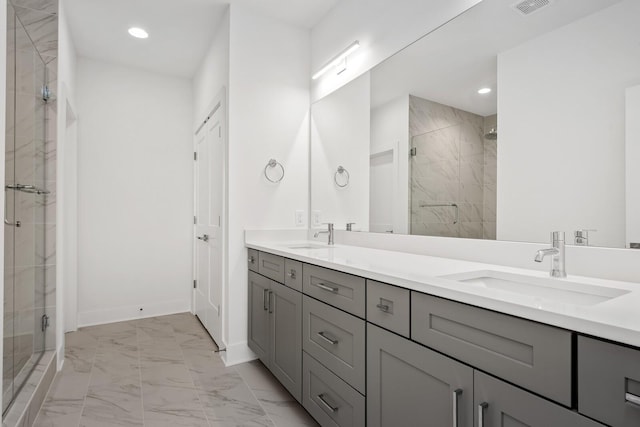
[
  {"xmin": 484, "ymin": 127, "xmax": 498, "ymax": 140},
  {"xmin": 409, "ymin": 95, "xmax": 497, "ymax": 240}
]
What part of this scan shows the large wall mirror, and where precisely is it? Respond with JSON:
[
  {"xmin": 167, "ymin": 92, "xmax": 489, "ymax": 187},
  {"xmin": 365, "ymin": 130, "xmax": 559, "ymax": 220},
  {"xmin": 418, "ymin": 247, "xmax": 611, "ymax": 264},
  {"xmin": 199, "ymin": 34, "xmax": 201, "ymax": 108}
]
[{"xmin": 310, "ymin": 0, "xmax": 640, "ymax": 249}]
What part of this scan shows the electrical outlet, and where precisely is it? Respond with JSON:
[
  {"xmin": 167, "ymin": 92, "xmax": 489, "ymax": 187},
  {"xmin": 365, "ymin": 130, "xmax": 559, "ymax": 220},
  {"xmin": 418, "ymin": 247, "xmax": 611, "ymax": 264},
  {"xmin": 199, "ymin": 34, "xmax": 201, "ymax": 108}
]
[
  {"xmin": 295, "ymin": 210, "xmax": 304, "ymax": 226},
  {"xmin": 312, "ymin": 210, "xmax": 321, "ymax": 226}
]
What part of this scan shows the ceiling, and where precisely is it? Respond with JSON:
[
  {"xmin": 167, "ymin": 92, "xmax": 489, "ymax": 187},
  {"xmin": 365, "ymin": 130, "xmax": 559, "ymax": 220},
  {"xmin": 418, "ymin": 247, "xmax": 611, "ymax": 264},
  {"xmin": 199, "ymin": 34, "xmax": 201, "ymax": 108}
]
[
  {"xmin": 370, "ymin": 0, "xmax": 622, "ymax": 116},
  {"xmin": 64, "ymin": 0, "xmax": 341, "ymax": 78}
]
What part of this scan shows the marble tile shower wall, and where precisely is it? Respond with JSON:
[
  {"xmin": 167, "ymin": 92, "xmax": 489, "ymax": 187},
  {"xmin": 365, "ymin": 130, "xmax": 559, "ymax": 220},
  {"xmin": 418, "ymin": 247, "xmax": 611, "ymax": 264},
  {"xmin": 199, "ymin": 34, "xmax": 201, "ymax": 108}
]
[
  {"xmin": 483, "ymin": 114, "xmax": 497, "ymax": 240},
  {"xmin": 409, "ymin": 96, "xmax": 496, "ymax": 239},
  {"xmin": 4, "ymin": 0, "xmax": 58, "ymax": 368}
]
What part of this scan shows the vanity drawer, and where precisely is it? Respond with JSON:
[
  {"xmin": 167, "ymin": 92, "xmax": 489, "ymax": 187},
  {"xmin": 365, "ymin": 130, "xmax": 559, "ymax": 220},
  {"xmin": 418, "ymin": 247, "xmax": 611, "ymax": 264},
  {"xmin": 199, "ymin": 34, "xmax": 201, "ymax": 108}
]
[
  {"xmin": 366, "ymin": 280, "xmax": 410, "ymax": 338},
  {"xmin": 284, "ymin": 259, "xmax": 303, "ymax": 292},
  {"xmin": 411, "ymin": 292, "xmax": 572, "ymax": 406},
  {"xmin": 303, "ymin": 295, "xmax": 365, "ymax": 394},
  {"xmin": 578, "ymin": 336, "xmax": 640, "ymax": 427},
  {"xmin": 248, "ymin": 249, "xmax": 259, "ymax": 272},
  {"xmin": 303, "ymin": 351, "xmax": 365, "ymax": 427},
  {"xmin": 258, "ymin": 252, "xmax": 285, "ymax": 283},
  {"xmin": 303, "ymin": 264, "xmax": 365, "ymax": 317}
]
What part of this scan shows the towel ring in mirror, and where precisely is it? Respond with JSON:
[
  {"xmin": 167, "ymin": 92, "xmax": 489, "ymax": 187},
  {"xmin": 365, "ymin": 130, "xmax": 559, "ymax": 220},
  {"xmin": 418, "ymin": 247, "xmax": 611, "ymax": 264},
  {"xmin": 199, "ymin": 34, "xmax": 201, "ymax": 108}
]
[
  {"xmin": 264, "ymin": 158, "xmax": 285, "ymax": 183},
  {"xmin": 334, "ymin": 166, "xmax": 350, "ymax": 188}
]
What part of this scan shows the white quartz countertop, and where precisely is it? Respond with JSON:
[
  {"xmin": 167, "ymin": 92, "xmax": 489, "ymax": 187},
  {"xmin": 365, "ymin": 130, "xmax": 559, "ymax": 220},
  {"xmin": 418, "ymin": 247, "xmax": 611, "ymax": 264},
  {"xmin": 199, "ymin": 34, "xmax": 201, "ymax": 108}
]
[{"xmin": 246, "ymin": 239, "xmax": 640, "ymax": 348}]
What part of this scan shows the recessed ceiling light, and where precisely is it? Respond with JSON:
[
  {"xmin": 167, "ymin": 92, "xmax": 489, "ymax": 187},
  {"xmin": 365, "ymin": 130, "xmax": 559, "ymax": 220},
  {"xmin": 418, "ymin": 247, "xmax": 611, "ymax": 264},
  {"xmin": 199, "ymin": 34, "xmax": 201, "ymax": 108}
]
[
  {"xmin": 477, "ymin": 87, "xmax": 492, "ymax": 94},
  {"xmin": 128, "ymin": 27, "xmax": 149, "ymax": 39}
]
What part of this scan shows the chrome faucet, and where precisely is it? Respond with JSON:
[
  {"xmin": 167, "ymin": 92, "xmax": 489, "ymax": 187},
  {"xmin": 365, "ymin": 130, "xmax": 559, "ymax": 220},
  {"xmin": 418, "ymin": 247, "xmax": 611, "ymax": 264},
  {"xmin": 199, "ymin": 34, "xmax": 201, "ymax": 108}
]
[
  {"xmin": 314, "ymin": 223, "xmax": 334, "ymax": 245},
  {"xmin": 534, "ymin": 231, "xmax": 567, "ymax": 278}
]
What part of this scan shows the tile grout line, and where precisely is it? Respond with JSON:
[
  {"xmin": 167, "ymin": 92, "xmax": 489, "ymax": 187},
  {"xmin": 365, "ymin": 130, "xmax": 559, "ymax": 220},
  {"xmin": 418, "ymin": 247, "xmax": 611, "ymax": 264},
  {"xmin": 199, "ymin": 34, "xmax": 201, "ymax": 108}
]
[
  {"xmin": 136, "ymin": 323, "xmax": 145, "ymax": 427},
  {"xmin": 171, "ymin": 318, "xmax": 214, "ymax": 427},
  {"xmin": 77, "ymin": 333, "xmax": 101, "ymax": 427},
  {"xmin": 234, "ymin": 364, "xmax": 278, "ymax": 427}
]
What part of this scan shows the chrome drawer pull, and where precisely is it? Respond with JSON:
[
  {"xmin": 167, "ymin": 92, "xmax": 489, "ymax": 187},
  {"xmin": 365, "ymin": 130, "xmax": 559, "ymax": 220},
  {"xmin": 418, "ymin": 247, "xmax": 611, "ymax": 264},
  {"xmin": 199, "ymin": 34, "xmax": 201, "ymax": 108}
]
[
  {"xmin": 248, "ymin": 256, "xmax": 255, "ymax": 263},
  {"xmin": 315, "ymin": 282, "xmax": 339, "ymax": 293},
  {"xmin": 287, "ymin": 269, "xmax": 296, "ymax": 279},
  {"xmin": 317, "ymin": 331, "xmax": 338, "ymax": 345},
  {"xmin": 478, "ymin": 402, "xmax": 488, "ymax": 427},
  {"xmin": 268, "ymin": 291, "xmax": 273, "ymax": 314},
  {"xmin": 263, "ymin": 289, "xmax": 269, "ymax": 311},
  {"xmin": 626, "ymin": 393, "xmax": 640, "ymax": 407},
  {"xmin": 452, "ymin": 389, "xmax": 462, "ymax": 427},
  {"xmin": 317, "ymin": 393, "xmax": 339, "ymax": 413},
  {"xmin": 376, "ymin": 303, "xmax": 390, "ymax": 313}
]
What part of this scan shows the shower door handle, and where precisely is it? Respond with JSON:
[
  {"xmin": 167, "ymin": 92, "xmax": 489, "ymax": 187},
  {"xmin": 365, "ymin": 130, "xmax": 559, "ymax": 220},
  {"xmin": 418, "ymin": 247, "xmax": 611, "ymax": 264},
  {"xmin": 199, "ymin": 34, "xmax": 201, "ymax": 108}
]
[{"xmin": 4, "ymin": 188, "xmax": 20, "ymax": 227}]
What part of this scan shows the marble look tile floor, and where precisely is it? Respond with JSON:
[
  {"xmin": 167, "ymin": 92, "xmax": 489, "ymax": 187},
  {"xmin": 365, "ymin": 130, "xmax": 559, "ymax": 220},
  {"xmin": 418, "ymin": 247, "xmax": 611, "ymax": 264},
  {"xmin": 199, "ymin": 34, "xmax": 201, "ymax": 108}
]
[{"xmin": 32, "ymin": 313, "xmax": 318, "ymax": 427}]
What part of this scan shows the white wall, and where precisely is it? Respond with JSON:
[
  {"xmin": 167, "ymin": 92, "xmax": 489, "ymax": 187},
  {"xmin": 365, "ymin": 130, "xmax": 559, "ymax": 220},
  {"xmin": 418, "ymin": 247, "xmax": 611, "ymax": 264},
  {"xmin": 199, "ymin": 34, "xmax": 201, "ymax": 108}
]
[
  {"xmin": 311, "ymin": 73, "xmax": 370, "ymax": 231},
  {"xmin": 223, "ymin": 5, "xmax": 310, "ymax": 364},
  {"xmin": 310, "ymin": 0, "xmax": 481, "ymax": 102},
  {"xmin": 56, "ymin": 0, "xmax": 78, "ymax": 368},
  {"xmin": 192, "ymin": 7, "xmax": 230, "ymax": 125},
  {"xmin": 626, "ymin": 85, "xmax": 640, "ymax": 248},
  {"xmin": 75, "ymin": 58, "xmax": 193, "ymax": 326},
  {"xmin": 497, "ymin": 0, "xmax": 640, "ymax": 248},
  {"xmin": 370, "ymin": 95, "xmax": 409, "ymax": 233}
]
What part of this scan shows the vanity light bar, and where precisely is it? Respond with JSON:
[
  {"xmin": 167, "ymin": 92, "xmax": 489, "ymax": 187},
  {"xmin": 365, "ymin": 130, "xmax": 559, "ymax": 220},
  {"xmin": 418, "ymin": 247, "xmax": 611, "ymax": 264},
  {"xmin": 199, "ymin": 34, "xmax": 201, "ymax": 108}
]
[{"xmin": 312, "ymin": 41, "xmax": 360, "ymax": 80}]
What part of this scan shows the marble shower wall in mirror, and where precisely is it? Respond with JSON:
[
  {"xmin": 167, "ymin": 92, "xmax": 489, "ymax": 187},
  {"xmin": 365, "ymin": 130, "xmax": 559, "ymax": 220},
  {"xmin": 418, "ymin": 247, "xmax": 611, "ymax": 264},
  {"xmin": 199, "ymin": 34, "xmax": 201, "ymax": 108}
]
[
  {"xmin": 408, "ymin": 96, "xmax": 497, "ymax": 239},
  {"xmin": 311, "ymin": 0, "xmax": 640, "ymax": 249}
]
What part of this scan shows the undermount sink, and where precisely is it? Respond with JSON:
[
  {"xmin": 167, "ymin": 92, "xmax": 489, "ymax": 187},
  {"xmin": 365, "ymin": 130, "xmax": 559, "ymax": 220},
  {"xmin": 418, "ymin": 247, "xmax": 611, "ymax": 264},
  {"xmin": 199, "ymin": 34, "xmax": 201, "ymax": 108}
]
[
  {"xmin": 443, "ymin": 270, "xmax": 630, "ymax": 306},
  {"xmin": 285, "ymin": 243, "xmax": 332, "ymax": 250}
]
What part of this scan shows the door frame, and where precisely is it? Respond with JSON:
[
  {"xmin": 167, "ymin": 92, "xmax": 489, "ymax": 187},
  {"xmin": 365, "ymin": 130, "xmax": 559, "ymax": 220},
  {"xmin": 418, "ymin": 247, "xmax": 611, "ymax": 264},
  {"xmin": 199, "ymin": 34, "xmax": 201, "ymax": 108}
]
[{"xmin": 192, "ymin": 87, "xmax": 227, "ymax": 348}]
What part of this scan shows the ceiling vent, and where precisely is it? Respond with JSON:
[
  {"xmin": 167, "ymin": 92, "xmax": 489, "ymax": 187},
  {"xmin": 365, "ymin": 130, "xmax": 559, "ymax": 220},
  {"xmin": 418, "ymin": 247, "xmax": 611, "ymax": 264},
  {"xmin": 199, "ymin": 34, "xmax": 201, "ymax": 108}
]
[{"xmin": 513, "ymin": 0, "xmax": 551, "ymax": 16}]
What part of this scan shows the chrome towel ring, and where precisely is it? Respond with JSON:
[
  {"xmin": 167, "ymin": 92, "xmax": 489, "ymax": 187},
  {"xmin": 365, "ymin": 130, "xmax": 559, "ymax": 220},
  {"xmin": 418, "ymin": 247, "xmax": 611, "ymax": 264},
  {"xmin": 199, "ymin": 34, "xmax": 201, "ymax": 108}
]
[
  {"xmin": 264, "ymin": 159, "xmax": 285, "ymax": 183},
  {"xmin": 334, "ymin": 166, "xmax": 350, "ymax": 188}
]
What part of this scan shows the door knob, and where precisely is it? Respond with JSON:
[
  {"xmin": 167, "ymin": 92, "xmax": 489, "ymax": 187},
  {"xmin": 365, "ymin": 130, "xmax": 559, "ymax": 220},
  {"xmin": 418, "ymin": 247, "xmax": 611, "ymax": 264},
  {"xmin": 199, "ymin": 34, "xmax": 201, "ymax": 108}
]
[{"xmin": 197, "ymin": 234, "xmax": 209, "ymax": 242}]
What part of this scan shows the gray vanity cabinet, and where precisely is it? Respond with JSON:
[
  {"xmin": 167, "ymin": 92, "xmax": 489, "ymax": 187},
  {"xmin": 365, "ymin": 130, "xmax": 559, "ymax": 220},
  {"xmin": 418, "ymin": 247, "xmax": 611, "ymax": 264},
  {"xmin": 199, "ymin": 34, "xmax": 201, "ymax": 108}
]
[
  {"xmin": 247, "ymin": 270, "xmax": 302, "ymax": 402},
  {"xmin": 270, "ymin": 281, "xmax": 303, "ymax": 401},
  {"xmin": 474, "ymin": 371, "xmax": 603, "ymax": 427},
  {"xmin": 367, "ymin": 324, "xmax": 474, "ymax": 427},
  {"xmin": 248, "ymin": 271, "xmax": 270, "ymax": 364},
  {"xmin": 578, "ymin": 336, "xmax": 640, "ymax": 427}
]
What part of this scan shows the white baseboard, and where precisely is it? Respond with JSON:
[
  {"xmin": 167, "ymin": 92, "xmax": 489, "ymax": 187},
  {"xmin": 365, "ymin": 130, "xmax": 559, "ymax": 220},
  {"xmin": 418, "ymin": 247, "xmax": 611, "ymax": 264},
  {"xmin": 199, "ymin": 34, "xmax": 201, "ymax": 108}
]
[
  {"xmin": 77, "ymin": 299, "xmax": 191, "ymax": 328},
  {"xmin": 220, "ymin": 341, "xmax": 257, "ymax": 367}
]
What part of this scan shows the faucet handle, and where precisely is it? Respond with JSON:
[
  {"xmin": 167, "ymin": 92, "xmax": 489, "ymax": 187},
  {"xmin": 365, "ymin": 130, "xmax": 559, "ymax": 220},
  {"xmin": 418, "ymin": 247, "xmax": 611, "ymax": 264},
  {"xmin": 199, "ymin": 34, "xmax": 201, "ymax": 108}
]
[
  {"xmin": 346, "ymin": 222, "xmax": 355, "ymax": 231},
  {"xmin": 574, "ymin": 229, "xmax": 597, "ymax": 246}
]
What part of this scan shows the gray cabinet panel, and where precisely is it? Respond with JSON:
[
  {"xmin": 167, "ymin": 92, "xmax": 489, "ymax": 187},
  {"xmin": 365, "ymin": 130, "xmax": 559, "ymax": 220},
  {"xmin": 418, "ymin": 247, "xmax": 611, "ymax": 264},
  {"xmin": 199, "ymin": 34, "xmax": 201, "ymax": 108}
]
[
  {"xmin": 578, "ymin": 336, "xmax": 640, "ymax": 427},
  {"xmin": 303, "ymin": 265, "xmax": 365, "ymax": 318},
  {"xmin": 303, "ymin": 296, "xmax": 365, "ymax": 394},
  {"xmin": 284, "ymin": 259, "xmax": 303, "ymax": 292},
  {"xmin": 303, "ymin": 352, "xmax": 365, "ymax": 427},
  {"xmin": 259, "ymin": 252, "xmax": 286, "ymax": 283},
  {"xmin": 270, "ymin": 281, "xmax": 303, "ymax": 402},
  {"xmin": 411, "ymin": 292, "xmax": 572, "ymax": 406},
  {"xmin": 366, "ymin": 280, "xmax": 410, "ymax": 338},
  {"xmin": 248, "ymin": 271, "xmax": 270, "ymax": 365},
  {"xmin": 474, "ymin": 371, "xmax": 602, "ymax": 427},
  {"xmin": 367, "ymin": 324, "xmax": 474, "ymax": 427},
  {"xmin": 248, "ymin": 249, "xmax": 259, "ymax": 272}
]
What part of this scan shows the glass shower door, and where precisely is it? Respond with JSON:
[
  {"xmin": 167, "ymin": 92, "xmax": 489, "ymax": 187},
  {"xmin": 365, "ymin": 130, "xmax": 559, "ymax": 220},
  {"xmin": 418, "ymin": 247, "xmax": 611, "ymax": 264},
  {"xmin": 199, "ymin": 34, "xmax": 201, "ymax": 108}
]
[{"xmin": 3, "ymin": 4, "xmax": 48, "ymax": 413}]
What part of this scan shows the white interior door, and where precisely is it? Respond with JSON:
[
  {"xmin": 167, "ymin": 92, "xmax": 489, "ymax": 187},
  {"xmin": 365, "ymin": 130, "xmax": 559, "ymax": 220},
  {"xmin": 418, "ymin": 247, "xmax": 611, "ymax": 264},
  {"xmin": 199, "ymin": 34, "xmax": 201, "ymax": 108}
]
[{"xmin": 194, "ymin": 102, "xmax": 224, "ymax": 346}]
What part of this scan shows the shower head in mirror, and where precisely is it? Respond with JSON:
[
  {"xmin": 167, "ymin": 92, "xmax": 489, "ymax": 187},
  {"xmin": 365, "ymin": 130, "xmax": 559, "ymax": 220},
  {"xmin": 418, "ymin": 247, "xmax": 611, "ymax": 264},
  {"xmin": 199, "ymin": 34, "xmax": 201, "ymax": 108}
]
[{"xmin": 484, "ymin": 128, "xmax": 498, "ymax": 140}]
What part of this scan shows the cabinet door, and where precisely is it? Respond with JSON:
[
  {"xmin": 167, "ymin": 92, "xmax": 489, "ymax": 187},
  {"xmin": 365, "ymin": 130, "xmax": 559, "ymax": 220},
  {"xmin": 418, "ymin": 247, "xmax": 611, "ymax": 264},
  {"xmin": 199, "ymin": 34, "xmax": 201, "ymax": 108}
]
[
  {"xmin": 578, "ymin": 336, "xmax": 640, "ymax": 427},
  {"xmin": 248, "ymin": 271, "xmax": 270, "ymax": 365},
  {"xmin": 474, "ymin": 371, "xmax": 604, "ymax": 427},
  {"xmin": 270, "ymin": 281, "xmax": 303, "ymax": 402},
  {"xmin": 367, "ymin": 324, "xmax": 473, "ymax": 427}
]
